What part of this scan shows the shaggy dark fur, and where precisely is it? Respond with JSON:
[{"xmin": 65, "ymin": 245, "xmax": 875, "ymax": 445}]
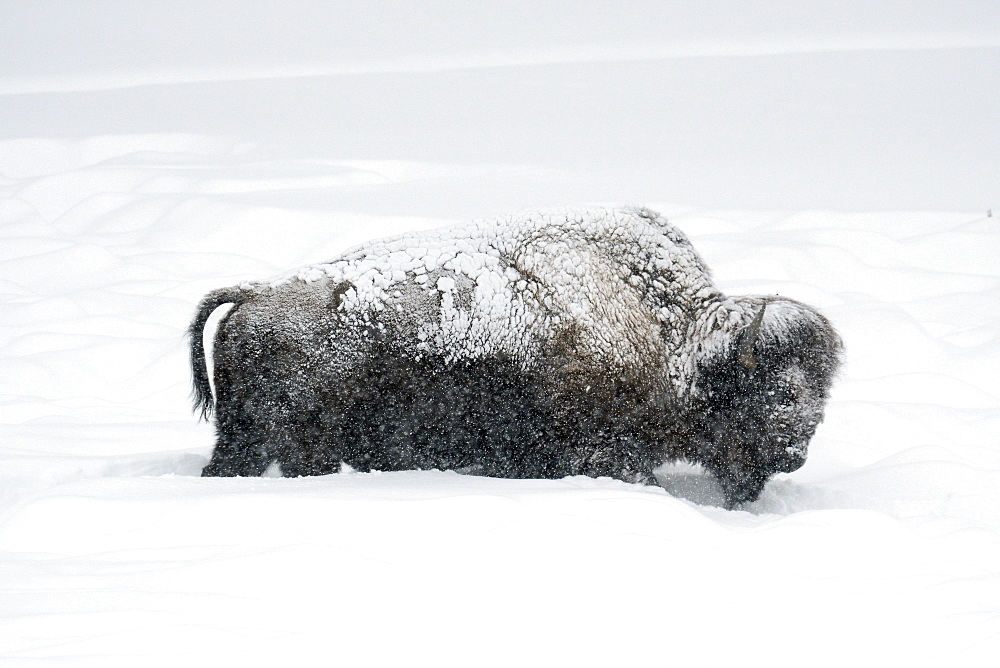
[
  {"xmin": 681, "ymin": 302, "xmax": 843, "ymax": 505},
  {"xmin": 189, "ymin": 207, "xmax": 843, "ymax": 507}
]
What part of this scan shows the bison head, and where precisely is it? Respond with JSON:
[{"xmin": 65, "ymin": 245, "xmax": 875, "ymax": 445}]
[{"xmin": 687, "ymin": 298, "xmax": 843, "ymax": 507}]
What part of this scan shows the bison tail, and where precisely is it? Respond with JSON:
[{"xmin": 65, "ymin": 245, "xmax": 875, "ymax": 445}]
[{"xmin": 188, "ymin": 287, "xmax": 247, "ymax": 421}]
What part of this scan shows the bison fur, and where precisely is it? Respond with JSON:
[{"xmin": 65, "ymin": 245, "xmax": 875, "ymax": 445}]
[{"xmin": 189, "ymin": 206, "xmax": 843, "ymax": 507}]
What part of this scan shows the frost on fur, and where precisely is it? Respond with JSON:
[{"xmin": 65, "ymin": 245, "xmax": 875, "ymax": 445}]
[{"xmin": 190, "ymin": 206, "xmax": 843, "ymax": 507}]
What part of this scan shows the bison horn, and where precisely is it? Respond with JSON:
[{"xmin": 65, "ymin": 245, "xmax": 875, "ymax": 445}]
[{"xmin": 738, "ymin": 304, "xmax": 767, "ymax": 370}]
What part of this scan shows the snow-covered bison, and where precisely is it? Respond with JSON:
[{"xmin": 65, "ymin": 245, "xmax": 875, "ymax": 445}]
[{"xmin": 190, "ymin": 207, "xmax": 843, "ymax": 506}]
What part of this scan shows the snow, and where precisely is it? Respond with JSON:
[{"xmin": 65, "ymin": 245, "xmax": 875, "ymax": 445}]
[
  {"xmin": 1, "ymin": 3, "xmax": 999, "ymax": 666},
  {"xmin": 264, "ymin": 206, "xmax": 716, "ymax": 373}
]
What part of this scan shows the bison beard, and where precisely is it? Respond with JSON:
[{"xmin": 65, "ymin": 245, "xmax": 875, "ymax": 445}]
[{"xmin": 190, "ymin": 207, "xmax": 843, "ymax": 508}]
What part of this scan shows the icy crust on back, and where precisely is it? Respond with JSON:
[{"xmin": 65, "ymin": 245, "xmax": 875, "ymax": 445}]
[{"xmin": 258, "ymin": 206, "xmax": 721, "ymax": 382}]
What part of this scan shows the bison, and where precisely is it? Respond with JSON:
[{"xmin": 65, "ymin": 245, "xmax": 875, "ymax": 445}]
[{"xmin": 190, "ymin": 206, "xmax": 843, "ymax": 507}]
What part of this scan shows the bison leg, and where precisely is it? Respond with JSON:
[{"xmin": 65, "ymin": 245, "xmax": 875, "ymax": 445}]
[
  {"xmin": 202, "ymin": 431, "xmax": 273, "ymax": 477},
  {"xmin": 201, "ymin": 400, "xmax": 275, "ymax": 477},
  {"xmin": 707, "ymin": 462, "xmax": 771, "ymax": 509},
  {"xmin": 202, "ymin": 436, "xmax": 272, "ymax": 477},
  {"xmin": 569, "ymin": 432, "xmax": 660, "ymax": 486}
]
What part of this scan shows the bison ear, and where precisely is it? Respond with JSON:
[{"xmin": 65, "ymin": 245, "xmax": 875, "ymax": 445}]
[{"xmin": 737, "ymin": 304, "xmax": 767, "ymax": 370}]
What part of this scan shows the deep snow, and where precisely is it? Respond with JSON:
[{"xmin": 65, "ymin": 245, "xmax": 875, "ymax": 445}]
[{"xmin": 2, "ymin": 3, "xmax": 1000, "ymax": 666}]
